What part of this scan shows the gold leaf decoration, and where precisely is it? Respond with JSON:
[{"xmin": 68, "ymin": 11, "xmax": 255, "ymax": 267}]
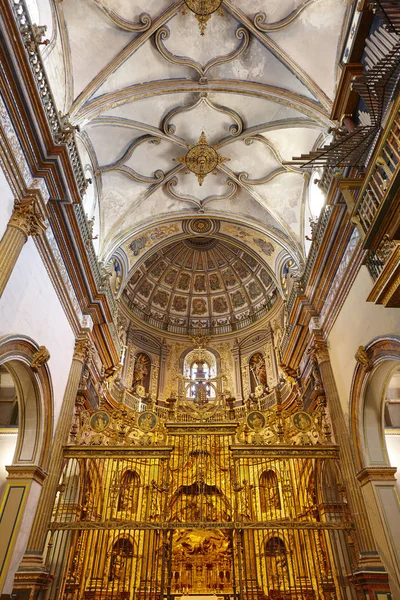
[{"xmin": 175, "ymin": 132, "xmax": 229, "ymax": 186}]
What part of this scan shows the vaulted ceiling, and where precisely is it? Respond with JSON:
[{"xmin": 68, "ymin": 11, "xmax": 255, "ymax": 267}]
[{"xmin": 38, "ymin": 0, "xmax": 351, "ymax": 298}]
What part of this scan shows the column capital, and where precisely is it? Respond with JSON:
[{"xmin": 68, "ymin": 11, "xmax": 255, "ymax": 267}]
[
  {"xmin": 9, "ymin": 197, "xmax": 47, "ymax": 238},
  {"xmin": 309, "ymin": 333, "xmax": 330, "ymax": 365},
  {"xmin": 73, "ymin": 335, "xmax": 93, "ymax": 364}
]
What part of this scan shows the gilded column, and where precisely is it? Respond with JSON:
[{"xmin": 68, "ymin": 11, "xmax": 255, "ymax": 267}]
[
  {"xmin": 309, "ymin": 333, "xmax": 389, "ymax": 582},
  {"xmin": 0, "ymin": 198, "xmax": 46, "ymax": 296},
  {"xmin": 18, "ymin": 335, "xmax": 92, "ymax": 566}
]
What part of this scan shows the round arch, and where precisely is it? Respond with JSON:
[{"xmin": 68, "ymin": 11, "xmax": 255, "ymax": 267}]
[
  {"xmin": 0, "ymin": 334, "xmax": 53, "ymax": 470},
  {"xmin": 350, "ymin": 335, "xmax": 400, "ymax": 471},
  {"xmin": 349, "ymin": 335, "xmax": 400, "ymax": 592}
]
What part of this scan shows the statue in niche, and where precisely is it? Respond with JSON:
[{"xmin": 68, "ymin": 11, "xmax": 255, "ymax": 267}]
[
  {"xmin": 265, "ymin": 537, "xmax": 289, "ymax": 588},
  {"xmin": 132, "ymin": 353, "xmax": 150, "ymax": 394},
  {"xmin": 109, "ymin": 538, "xmax": 133, "ymax": 583},
  {"xmin": 260, "ymin": 470, "xmax": 281, "ymax": 512},
  {"xmin": 249, "ymin": 353, "xmax": 267, "ymax": 394},
  {"xmin": 118, "ymin": 470, "xmax": 140, "ymax": 512}
]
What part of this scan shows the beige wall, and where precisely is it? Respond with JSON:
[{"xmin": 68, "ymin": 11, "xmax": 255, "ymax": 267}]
[
  {"xmin": 328, "ymin": 266, "xmax": 400, "ymax": 416},
  {"xmin": 0, "ymin": 237, "xmax": 75, "ymax": 425}
]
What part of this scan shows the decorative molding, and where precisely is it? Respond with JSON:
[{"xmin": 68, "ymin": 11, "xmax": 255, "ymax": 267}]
[
  {"xmin": 90, "ymin": 0, "xmax": 152, "ymax": 31},
  {"xmin": 165, "ymin": 177, "xmax": 238, "ymax": 212},
  {"xmin": 354, "ymin": 346, "xmax": 372, "ymax": 372},
  {"xmin": 238, "ymin": 135, "xmax": 302, "ymax": 185},
  {"xmin": 155, "ymin": 25, "xmax": 249, "ymax": 78},
  {"xmin": 356, "ymin": 466, "xmax": 397, "ymax": 486},
  {"xmin": 98, "ymin": 136, "xmax": 165, "ymax": 184},
  {"xmin": 254, "ymin": 0, "xmax": 314, "ymax": 32},
  {"xmin": 30, "ymin": 346, "xmax": 50, "ymax": 372},
  {"xmin": 162, "ymin": 94, "xmax": 244, "ymax": 138},
  {"xmin": 5, "ymin": 465, "xmax": 48, "ymax": 485}
]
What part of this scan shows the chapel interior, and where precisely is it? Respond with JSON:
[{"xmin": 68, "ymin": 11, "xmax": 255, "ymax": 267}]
[{"xmin": 0, "ymin": 0, "xmax": 400, "ymax": 599}]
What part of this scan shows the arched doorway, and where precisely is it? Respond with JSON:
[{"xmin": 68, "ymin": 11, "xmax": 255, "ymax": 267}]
[
  {"xmin": 350, "ymin": 336, "xmax": 400, "ymax": 596},
  {"xmin": 0, "ymin": 364, "xmax": 18, "ymax": 498},
  {"xmin": 0, "ymin": 335, "xmax": 53, "ymax": 594}
]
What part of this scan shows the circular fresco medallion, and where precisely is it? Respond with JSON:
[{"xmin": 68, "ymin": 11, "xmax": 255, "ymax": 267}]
[
  {"xmin": 90, "ymin": 411, "xmax": 109, "ymax": 432},
  {"xmin": 247, "ymin": 410, "xmax": 265, "ymax": 431},
  {"xmin": 190, "ymin": 218, "xmax": 213, "ymax": 234},
  {"xmin": 185, "ymin": 0, "xmax": 223, "ymax": 16},
  {"xmin": 138, "ymin": 411, "xmax": 158, "ymax": 433},
  {"xmin": 293, "ymin": 411, "xmax": 312, "ymax": 432}
]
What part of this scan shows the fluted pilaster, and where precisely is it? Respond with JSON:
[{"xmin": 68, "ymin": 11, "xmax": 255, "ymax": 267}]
[
  {"xmin": 0, "ymin": 198, "xmax": 46, "ymax": 297},
  {"xmin": 310, "ymin": 334, "xmax": 379, "ymax": 558},
  {"xmin": 23, "ymin": 335, "xmax": 92, "ymax": 556}
]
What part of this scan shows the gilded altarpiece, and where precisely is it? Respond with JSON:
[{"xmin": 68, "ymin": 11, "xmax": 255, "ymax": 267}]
[{"xmin": 42, "ymin": 404, "xmax": 359, "ymax": 600}]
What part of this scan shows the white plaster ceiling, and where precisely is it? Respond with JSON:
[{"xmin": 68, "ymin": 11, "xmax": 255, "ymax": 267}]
[{"xmin": 42, "ymin": 0, "xmax": 351, "ymax": 277}]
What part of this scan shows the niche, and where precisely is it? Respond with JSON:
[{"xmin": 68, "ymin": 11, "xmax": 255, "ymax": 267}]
[
  {"xmin": 259, "ymin": 469, "xmax": 281, "ymax": 512},
  {"xmin": 118, "ymin": 470, "xmax": 140, "ymax": 513}
]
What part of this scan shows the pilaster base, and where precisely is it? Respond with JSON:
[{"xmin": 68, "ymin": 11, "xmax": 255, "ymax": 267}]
[
  {"xmin": 349, "ymin": 556, "xmax": 391, "ymax": 599},
  {"xmin": 12, "ymin": 553, "xmax": 50, "ymax": 600}
]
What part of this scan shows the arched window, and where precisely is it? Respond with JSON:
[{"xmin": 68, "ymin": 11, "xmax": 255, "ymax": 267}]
[
  {"xmin": 184, "ymin": 350, "xmax": 217, "ymax": 400},
  {"xmin": 259, "ymin": 470, "xmax": 281, "ymax": 512},
  {"xmin": 118, "ymin": 470, "xmax": 140, "ymax": 512}
]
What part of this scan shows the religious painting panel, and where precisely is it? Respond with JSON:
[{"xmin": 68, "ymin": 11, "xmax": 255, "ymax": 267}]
[
  {"xmin": 153, "ymin": 290, "xmax": 169, "ymax": 308},
  {"xmin": 192, "ymin": 298, "xmax": 207, "ymax": 314},
  {"xmin": 231, "ymin": 290, "xmax": 245, "ymax": 308}
]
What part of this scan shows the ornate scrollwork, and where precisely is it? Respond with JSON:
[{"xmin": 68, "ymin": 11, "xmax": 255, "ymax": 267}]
[
  {"xmin": 165, "ymin": 177, "xmax": 238, "ymax": 211},
  {"xmin": 90, "ymin": 0, "xmax": 152, "ymax": 31},
  {"xmin": 99, "ymin": 136, "xmax": 165, "ymax": 184},
  {"xmin": 30, "ymin": 346, "xmax": 51, "ymax": 371},
  {"xmin": 9, "ymin": 198, "xmax": 47, "ymax": 238},
  {"xmin": 238, "ymin": 135, "xmax": 302, "ymax": 185},
  {"xmin": 155, "ymin": 26, "xmax": 249, "ymax": 79},
  {"xmin": 254, "ymin": 0, "xmax": 314, "ymax": 32},
  {"xmin": 162, "ymin": 94, "xmax": 244, "ymax": 137}
]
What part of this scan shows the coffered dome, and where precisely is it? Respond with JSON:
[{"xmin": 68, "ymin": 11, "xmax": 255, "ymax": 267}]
[{"xmin": 122, "ymin": 237, "xmax": 278, "ymax": 335}]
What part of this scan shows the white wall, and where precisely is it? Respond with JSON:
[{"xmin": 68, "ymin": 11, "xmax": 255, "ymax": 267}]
[
  {"xmin": 328, "ymin": 266, "xmax": 400, "ymax": 416},
  {"xmin": 0, "ymin": 168, "xmax": 15, "ymax": 239},
  {"xmin": 0, "ymin": 237, "xmax": 75, "ymax": 426}
]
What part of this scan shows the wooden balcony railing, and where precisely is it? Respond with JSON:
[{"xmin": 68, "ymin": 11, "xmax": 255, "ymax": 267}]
[{"xmin": 351, "ymin": 98, "xmax": 400, "ymax": 241}]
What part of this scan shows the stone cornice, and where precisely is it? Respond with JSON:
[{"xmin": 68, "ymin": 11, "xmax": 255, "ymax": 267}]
[
  {"xmin": 6, "ymin": 465, "xmax": 48, "ymax": 485},
  {"xmin": 356, "ymin": 466, "xmax": 398, "ymax": 486}
]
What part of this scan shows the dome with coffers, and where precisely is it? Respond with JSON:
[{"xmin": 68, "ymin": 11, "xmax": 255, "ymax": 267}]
[{"xmin": 122, "ymin": 237, "xmax": 278, "ymax": 334}]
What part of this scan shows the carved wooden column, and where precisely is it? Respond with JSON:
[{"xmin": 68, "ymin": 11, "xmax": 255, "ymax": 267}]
[
  {"xmin": 15, "ymin": 334, "xmax": 92, "ymax": 584},
  {"xmin": 0, "ymin": 198, "xmax": 46, "ymax": 297},
  {"xmin": 309, "ymin": 331, "xmax": 391, "ymax": 596}
]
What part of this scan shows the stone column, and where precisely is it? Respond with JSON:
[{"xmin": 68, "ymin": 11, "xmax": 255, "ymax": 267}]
[
  {"xmin": 0, "ymin": 198, "xmax": 46, "ymax": 297},
  {"xmin": 16, "ymin": 335, "xmax": 92, "ymax": 577},
  {"xmin": 309, "ymin": 332, "xmax": 391, "ymax": 595}
]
